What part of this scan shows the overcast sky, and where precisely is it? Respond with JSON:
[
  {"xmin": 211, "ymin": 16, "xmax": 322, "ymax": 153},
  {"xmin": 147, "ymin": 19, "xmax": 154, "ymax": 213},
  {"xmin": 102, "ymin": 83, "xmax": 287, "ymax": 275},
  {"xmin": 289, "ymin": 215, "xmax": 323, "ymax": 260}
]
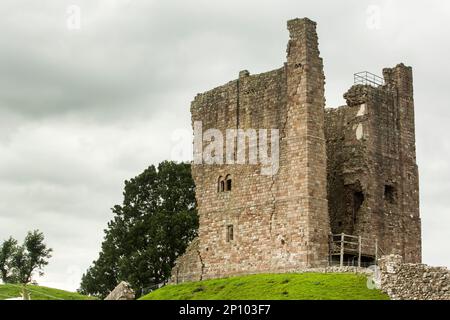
[{"xmin": 0, "ymin": 0, "xmax": 449, "ymax": 292}]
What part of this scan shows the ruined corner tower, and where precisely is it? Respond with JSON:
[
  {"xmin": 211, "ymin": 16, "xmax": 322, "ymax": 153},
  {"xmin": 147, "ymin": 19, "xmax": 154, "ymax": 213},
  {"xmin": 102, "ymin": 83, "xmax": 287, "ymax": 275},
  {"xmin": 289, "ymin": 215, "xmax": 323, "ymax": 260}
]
[
  {"xmin": 325, "ymin": 64, "xmax": 421, "ymax": 264},
  {"xmin": 284, "ymin": 18, "xmax": 330, "ymax": 267},
  {"xmin": 171, "ymin": 18, "xmax": 421, "ymax": 283}
]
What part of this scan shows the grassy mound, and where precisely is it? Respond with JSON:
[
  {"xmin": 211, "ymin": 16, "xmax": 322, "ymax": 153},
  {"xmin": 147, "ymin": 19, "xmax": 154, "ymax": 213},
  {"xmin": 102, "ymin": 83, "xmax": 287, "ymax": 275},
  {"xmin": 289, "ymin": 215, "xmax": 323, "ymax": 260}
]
[
  {"xmin": 141, "ymin": 273, "xmax": 389, "ymax": 300},
  {"xmin": 0, "ymin": 284, "xmax": 96, "ymax": 300}
]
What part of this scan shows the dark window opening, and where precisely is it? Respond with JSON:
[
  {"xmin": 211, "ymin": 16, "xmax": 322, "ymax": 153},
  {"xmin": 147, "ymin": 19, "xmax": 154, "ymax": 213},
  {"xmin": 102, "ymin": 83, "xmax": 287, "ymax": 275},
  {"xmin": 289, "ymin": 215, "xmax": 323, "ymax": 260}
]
[
  {"xmin": 218, "ymin": 176, "xmax": 224, "ymax": 193},
  {"xmin": 384, "ymin": 185, "xmax": 396, "ymax": 204},
  {"xmin": 226, "ymin": 179, "xmax": 232, "ymax": 191},
  {"xmin": 227, "ymin": 225, "xmax": 234, "ymax": 242},
  {"xmin": 218, "ymin": 175, "xmax": 232, "ymax": 193},
  {"xmin": 353, "ymin": 191, "xmax": 364, "ymax": 224},
  {"xmin": 225, "ymin": 175, "xmax": 232, "ymax": 191}
]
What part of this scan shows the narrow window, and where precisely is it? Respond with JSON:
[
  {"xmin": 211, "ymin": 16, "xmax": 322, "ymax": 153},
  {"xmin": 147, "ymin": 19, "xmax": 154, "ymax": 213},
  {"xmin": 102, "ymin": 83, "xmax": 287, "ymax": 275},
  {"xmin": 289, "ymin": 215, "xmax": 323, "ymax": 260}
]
[
  {"xmin": 226, "ymin": 225, "xmax": 234, "ymax": 242},
  {"xmin": 225, "ymin": 175, "xmax": 232, "ymax": 191},
  {"xmin": 218, "ymin": 176, "xmax": 224, "ymax": 192},
  {"xmin": 384, "ymin": 185, "xmax": 396, "ymax": 204}
]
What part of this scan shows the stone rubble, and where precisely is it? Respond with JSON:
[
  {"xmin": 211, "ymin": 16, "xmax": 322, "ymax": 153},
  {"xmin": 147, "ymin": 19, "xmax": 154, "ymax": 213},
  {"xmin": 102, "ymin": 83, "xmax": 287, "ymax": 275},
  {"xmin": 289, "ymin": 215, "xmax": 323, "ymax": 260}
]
[
  {"xmin": 379, "ymin": 255, "xmax": 450, "ymax": 300},
  {"xmin": 104, "ymin": 281, "xmax": 135, "ymax": 300}
]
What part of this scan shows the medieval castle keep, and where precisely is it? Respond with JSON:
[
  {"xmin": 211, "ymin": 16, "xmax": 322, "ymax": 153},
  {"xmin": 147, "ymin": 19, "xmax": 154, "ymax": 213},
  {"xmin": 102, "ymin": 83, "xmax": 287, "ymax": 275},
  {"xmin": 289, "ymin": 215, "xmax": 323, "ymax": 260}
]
[{"xmin": 171, "ymin": 18, "xmax": 421, "ymax": 283}]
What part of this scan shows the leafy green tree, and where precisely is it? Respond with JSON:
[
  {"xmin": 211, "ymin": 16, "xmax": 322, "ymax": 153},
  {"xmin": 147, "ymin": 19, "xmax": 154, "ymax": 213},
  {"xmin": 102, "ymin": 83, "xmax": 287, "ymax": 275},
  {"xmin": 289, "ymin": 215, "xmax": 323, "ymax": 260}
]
[
  {"xmin": 0, "ymin": 231, "xmax": 52, "ymax": 286},
  {"xmin": 0, "ymin": 237, "xmax": 18, "ymax": 283},
  {"xmin": 77, "ymin": 237, "xmax": 120, "ymax": 298},
  {"xmin": 79, "ymin": 161, "xmax": 198, "ymax": 298},
  {"xmin": 11, "ymin": 230, "xmax": 53, "ymax": 284}
]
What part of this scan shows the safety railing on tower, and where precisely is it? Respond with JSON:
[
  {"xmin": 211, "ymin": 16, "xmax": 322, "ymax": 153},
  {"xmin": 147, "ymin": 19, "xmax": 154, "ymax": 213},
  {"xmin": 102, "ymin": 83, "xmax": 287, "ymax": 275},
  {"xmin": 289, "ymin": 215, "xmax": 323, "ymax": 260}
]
[
  {"xmin": 329, "ymin": 233, "xmax": 385, "ymax": 267},
  {"xmin": 354, "ymin": 71, "xmax": 384, "ymax": 87}
]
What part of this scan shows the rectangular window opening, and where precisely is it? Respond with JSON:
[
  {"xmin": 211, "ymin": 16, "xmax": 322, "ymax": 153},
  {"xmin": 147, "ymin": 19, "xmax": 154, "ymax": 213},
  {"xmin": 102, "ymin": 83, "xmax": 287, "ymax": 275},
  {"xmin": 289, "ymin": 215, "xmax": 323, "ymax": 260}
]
[
  {"xmin": 384, "ymin": 185, "xmax": 396, "ymax": 204},
  {"xmin": 227, "ymin": 225, "xmax": 234, "ymax": 242}
]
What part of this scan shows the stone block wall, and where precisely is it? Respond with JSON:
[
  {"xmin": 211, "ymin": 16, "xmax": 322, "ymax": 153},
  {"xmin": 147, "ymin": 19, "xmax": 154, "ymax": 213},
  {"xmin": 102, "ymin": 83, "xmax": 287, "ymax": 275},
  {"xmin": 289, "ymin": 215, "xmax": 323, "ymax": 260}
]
[
  {"xmin": 170, "ymin": 18, "xmax": 422, "ymax": 283},
  {"xmin": 173, "ymin": 18, "xmax": 330, "ymax": 281},
  {"xmin": 379, "ymin": 255, "xmax": 450, "ymax": 300},
  {"xmin": 170, "ymin": 238, "xmax": 203, "ymax": 284}
]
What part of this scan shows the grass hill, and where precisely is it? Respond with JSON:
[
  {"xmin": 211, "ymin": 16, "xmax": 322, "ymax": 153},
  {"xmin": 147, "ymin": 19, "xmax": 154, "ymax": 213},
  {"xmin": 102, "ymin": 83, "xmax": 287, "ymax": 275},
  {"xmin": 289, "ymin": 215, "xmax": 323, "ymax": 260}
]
[
  {"xmin": 0, "ymin": 284, "xmax": 95, "ymax": 300},
  {"xmin": 141, "ymin": 273, "xmax": 389, "ymax": 300}
]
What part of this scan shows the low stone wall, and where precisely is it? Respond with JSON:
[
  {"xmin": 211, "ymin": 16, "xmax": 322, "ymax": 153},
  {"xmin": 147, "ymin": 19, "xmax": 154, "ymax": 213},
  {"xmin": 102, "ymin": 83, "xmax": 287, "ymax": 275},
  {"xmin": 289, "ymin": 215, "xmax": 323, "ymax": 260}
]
[
  {"xmin": 379, "ymin": 255, "xmax": 450, "ymax": 300},
  {"xmin": 170, "ymin": 238, "xmax": 204, "ymax": 284},
  {"xmin": 289, "ymin": 266, "xmax": 373, "ymax": 275}
]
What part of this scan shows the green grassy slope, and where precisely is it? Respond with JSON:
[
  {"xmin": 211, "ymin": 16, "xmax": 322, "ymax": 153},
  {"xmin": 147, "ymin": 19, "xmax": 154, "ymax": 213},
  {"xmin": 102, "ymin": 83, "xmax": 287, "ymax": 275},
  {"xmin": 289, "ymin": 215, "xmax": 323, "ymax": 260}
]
[
  {"xmin": 0, "ymin": 284, "xmax": 96, "ymax": 300},
  {"xmin": 141, "ymin": 273, "xmax": 389, "ymax": 300}
]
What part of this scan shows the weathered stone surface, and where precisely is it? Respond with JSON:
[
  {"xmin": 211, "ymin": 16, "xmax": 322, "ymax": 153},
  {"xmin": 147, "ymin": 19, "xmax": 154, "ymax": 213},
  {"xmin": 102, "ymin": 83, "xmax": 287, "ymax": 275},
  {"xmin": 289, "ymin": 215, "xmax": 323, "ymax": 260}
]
[
  {"xmin": 379, "ymin": 255, "xmax": 450, "ymax": 300},
  {"xmin": 325, "ymin": 64, "xmax": 421, "ymax": 263},
  {"xmin": 170, "ymin": 17, "xmax": 330, "ymax": 284},
  {"xmin": 170, "ymin": 18, "xmax": 421, "ymax": 284},
  {"xmin": 171, "ymin": 238, "xmax": 203, "ymax": 283},
  {"xmin": 104, "ymin": 281, "xmax": 135, "ymax": 300}
]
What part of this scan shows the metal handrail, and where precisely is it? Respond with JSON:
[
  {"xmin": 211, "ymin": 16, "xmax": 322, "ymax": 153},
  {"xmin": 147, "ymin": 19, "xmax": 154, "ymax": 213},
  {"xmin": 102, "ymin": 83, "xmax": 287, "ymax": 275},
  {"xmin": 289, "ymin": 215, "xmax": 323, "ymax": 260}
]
[
  {"xmin": 354, "ymin": 71, "xmax": 384, "ymax": 87},
  {"xmin": 329, "ymin": 232, "xmax": 386, "ymax": 267}
]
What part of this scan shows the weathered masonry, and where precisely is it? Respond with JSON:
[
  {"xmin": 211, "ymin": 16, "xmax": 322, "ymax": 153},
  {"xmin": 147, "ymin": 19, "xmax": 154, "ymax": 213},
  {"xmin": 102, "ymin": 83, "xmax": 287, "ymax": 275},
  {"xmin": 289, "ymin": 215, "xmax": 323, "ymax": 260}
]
[{"xmin": 171, "ymin": 18, "xmax": 421, "ymax": 283}]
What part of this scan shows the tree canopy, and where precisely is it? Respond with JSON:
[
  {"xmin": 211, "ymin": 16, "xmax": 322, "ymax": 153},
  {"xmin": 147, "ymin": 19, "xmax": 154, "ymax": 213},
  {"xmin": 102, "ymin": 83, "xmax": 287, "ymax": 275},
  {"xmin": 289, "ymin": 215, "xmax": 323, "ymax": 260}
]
[
  {"xmin": 0, "ymin": 230, "xmax": 52, "ymax": 285},
  {"xmin": 79, "ymin": 161, "xmax": 198, "ymax": 298}
]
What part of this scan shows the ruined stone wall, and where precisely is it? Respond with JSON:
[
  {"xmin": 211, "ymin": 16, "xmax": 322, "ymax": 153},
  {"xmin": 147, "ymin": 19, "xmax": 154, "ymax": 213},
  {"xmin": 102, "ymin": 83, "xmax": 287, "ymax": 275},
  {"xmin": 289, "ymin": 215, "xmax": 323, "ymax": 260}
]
[
  {"xmin": 170, "ymin": 19, "xmax": 422, "ymax": 284},
  {"xmin": 285, "ymin": 19, "xmax": 329, "ymax": 267},
  {"xmin": 379, "ymin": 255, "xmax": 449, "ymax": 300},
  {"xmin": 325, "ymin": 103, "xmax": 370, "ymax": 239},
  {"xmin": 383, "ymin": 65, "xmax": 421, "ymax": 263},
  {"xmin": 325, "ymin": 64, "xmax": 421, "ymax": 263},
  {"xmin": 170, "ymin": 238, "xmax": 203, "ymax": 284},
  {"xmin": 171, "ymin": 18, "xmax": 330, "ymax": 283},
  {"xmin": 190, "ymin": 66, "xmax": 293, "ymax": 280}
]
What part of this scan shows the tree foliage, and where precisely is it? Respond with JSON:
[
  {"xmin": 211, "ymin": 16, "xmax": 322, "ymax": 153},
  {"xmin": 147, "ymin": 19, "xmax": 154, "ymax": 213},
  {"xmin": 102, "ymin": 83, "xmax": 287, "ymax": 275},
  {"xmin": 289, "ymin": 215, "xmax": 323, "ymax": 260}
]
[
  {"xmin": 0, "ymin": 231, "xmax": 52, "ymax": 285},
  {"xmin": 79, "ymin": 161, "xmax": 198, "ymax": 298},
  {"xmin": 0, "ymin": 237, "xmax": 18, "ymax": 283}
]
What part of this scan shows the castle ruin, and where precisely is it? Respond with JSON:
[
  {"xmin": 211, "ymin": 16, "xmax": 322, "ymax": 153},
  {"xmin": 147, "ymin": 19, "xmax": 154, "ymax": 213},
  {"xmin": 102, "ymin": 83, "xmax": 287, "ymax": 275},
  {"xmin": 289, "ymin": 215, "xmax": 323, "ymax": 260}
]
[{"xmin": 171, "ymin": 18, "xmax": 421, "ymax": 283}]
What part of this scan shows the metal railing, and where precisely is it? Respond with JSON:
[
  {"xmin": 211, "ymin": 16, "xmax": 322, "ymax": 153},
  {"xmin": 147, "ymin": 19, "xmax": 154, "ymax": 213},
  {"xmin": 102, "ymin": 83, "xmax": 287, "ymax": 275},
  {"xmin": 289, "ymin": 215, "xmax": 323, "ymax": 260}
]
[
  {"xmin": 354, "ymin": 71, "xmax": 384, "ymax": 87},
  {"xmin": 329, "ymin": 233, "xmax": 384, "ymax": 267}
]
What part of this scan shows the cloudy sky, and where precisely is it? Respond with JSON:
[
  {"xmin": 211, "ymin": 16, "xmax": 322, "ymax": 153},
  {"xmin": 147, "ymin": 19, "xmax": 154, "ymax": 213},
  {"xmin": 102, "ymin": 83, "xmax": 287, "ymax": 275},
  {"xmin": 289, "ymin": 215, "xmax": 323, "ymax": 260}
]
[{"xmin": 0, "ymin": 0, "xmax": 449, "ymax": 291}]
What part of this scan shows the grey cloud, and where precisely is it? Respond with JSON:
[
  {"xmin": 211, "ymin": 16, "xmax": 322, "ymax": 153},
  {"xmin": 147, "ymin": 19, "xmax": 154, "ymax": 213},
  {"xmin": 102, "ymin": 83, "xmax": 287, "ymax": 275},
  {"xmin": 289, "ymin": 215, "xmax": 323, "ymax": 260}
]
[{"xmin": 0, "ymin": 0, "xmax": 449, "ymax": 290}]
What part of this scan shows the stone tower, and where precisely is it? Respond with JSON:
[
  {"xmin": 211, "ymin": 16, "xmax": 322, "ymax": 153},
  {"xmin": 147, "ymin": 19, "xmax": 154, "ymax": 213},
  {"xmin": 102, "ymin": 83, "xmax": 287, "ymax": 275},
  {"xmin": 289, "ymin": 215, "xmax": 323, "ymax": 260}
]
[
  {"xmin": 383, "ymin": 64, "xmax": 421, "ymax": 262},
  {"xmin": 284, "ymin": 18, "xmax": 330, "ymax": 267},
  {"xmin": 325, "ymin": 64, "xmax": 421, "ymax": 263},
  {"xmin": 171, "ymin": 18, "xmax": 330, "ymax": 282},
  {"xmin": 170, "ymin": 18, "xmax": 421, "ymax": 283}
]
